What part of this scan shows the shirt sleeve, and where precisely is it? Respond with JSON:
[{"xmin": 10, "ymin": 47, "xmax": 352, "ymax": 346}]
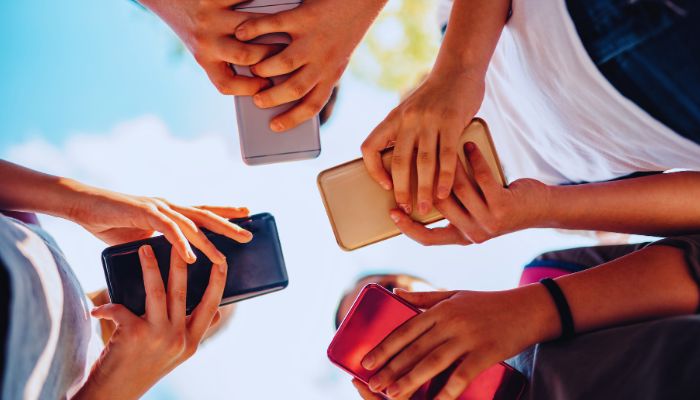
[{"xmin": 646, "ymin": 234, "xmax": 700, "ymax": 289}]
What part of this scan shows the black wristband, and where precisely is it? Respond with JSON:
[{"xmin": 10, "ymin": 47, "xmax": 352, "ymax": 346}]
[{"xmin": 539, "ymin": 278, "xmax": 575, "ymax": 340}]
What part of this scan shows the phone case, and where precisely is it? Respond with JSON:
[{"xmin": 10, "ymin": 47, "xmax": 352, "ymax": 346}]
[
  {"xmin": 327, "ymin": 284, "xmax": 528, "ymax": 400},
  {"xmin": 232, "ymin": 0, "xmax": 321, "ymax": 165},
  {"xmin": 317, "ymin": 118, "xmax": 506, "ymax": 251},
  {"xmin": 101, "ymin": 213, "xmax": 288, "ymax": 315}
]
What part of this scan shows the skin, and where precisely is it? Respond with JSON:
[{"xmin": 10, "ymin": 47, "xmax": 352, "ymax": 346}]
[
  {"xmin": 0, "ymin": 160, "xmax": 246, "ymax": 397},
  {"xmin": 362, "ymin": 0, "xmax": 511, "ymax": 215},
  {"xmin": 391, "ymin": 143, "xmax": 700, "ymax": 246},
  {"xmin": 354, "ymin": 245, "xmax": 698, "ymax": 400},
  {"xmin": 73, "ymin": 246, "xmax": 228, "ymax": 400},
  {"xmin": 138, "ymin": 0, "xmax": 277, "ymax": 95},
  {"xmin": 0, "ymin": 160, "xmax": 252, "ymax": 264},
  {"xmin": 234, "ymin": 0, "xmax": 388, "ymax": 132}
]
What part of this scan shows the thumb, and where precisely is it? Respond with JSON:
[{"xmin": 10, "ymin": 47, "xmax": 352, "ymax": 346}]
[
  {"xmin": 91, "ymin": 303, "xmax": 138, "ymax": 326},
  {"xmin": 394, "ymin": 289, "xmax": 457, "ymax": 309}
]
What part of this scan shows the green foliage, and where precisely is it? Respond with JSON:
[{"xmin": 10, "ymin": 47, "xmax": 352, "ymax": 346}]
[{"xmin": 351, "ymin": 0, "xmax": 440, "ymax": 92}]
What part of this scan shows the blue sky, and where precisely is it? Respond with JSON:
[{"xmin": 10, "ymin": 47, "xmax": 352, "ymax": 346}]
[
  {"xmin": 0, "ymin": 1, "xmax": 602, "ymax": 399},
  {"xmin": 0, "ymin": 0, "xmax": 231, "ymax": 148}
]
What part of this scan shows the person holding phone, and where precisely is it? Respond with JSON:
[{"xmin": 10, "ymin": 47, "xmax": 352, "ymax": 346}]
[
  {"xmin": 0, "ymin": 160, "xmax": 248, "ymax": 399},
  {"xmin": 361, "ymin": 0, "xmax": 700, "ymax": 219},
  {"xmin": 135, "ymin": 0, "xmax": 374, "ymax": 129}
]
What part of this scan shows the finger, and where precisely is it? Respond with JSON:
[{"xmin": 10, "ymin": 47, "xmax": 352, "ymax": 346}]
[
  {"xmin": 464, "ymin": 142, "xmax": 500, "ymax": 199},
  {"xmin": 195, "ymin": 205, "xmax": 249, "ymax": 219},
  {"xmin": 393, "ymin": 289, "xmax": 458, "ymax": 309},
  {"xmin": 367, "ymin": 327, "xmax": 446, "ymax": 393},
  {"xmin": 391, "ymin": 134, "xmax": 416, "ymax": 215},
  {"xmin": 435, "ymin": 355, "xmax": 490, "ymax": 400},
  {"xmin": 436, "ymin": 129, "xmax": 460, "ymax": 200},
  {"xmin": 158, "ymin": 206, "xmax": 226, "ymax": 265},
  {"xmin": 352, "ymin": 379, "xmax": 384, "ymax": 400},
  {"xmin": 435, "ymin": 198, "xmax": 490, "ymax": 244},
  {"xmin": 172, "ymin": 205, "xmax": 252, "ymax": 244},
  {"xmin": 139, "ymin": 245, "xmax": 168, "ymax": 323},
  {"xmin": 268, "ymin": 84, "xmax": 332, "ymax": 132},
  {"xmin": 167, "ymin": 247, "xmax": 188, "ymax": 327},
  {"xmin": 91, "ymin": 303, "xmax": 139, "ymax": 326},
  {"xmin": 361, "ymin": 121, "xmax": 395, "ymax": 191},
  {"xmin": 388, "ymin": 341, "xmax": 464, "ymax": 399},
  {"xmin": 146, "ymin": 211, "xmax": 195, "ymax": 265},
  {"xmin": 214, "ymin": 37, "xmax": 281, "ymax": 66},
  {"xmin": 362, "ymin": 313, "xmax": 433, "ymax": 372},
  {"xmin": 250, "ymin": 44, "xmax": 306, "ymax": 78},
  {"xmin": 189, "ymin": 261, "xmax": 228, "ymax": 340},
  {"xmin": 390, "ymin": 209, "xmax": 470, "ymax": 246},
  {"xmin": 451, "ymin": 161, "xmax": 488, "ymax": 220},
  {"xmin": 205, "ymin": 61, "xmax": 271, "ymax": 96},
  {"xmin": 416, "ymin": 133, "xmax": 438, "ymax": 216},
  {"xmin": 235, "ymin": 11, "xmax": 296, "ymax": 42},
  {"xmin": 253, "ymin": 65, "xmax": 315, "ymax": 109}
]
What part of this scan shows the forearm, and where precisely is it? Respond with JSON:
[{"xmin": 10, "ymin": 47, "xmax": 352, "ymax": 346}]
[
  {"xmin": 527, "ymin": 244, "xmax": 699, "ymax": 345},
  {"xmin": 541, "ymin": 171, "xmax": 700, "ymax": 236},
  {"xmin": 0, "ymin": 160, "xmax": 84, "ymax": 219},
  {"xmin": 432, "ymin": 0, "xmax": 510, "ymax": 78}
]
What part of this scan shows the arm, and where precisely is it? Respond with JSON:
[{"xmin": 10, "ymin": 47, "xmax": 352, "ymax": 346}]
[
  {"xmin": 0, "ymin": 160, "xmax": 252, "ymax": 264},
  {"xmin": 361, "ymin": 0, "xmax": 510, "ymax": 217},
  {"xmin": 359, "ymin": 243, "xmax": 699, "ymax": 400},
  {"xmin": 391, "ymin": 144, "xmax": 700, "ymax": 246}
]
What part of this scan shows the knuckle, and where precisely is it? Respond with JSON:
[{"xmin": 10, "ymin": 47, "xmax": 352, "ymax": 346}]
[
  {"xmin": 149, "ymin": 287, "xmax": 166, "ymax": 301},
  {"xmin": 440, "ymin": 107, "xmax": 459, "ymax": 120},
  {"xmin": 440, "ymin": 147, "xmax": 457, "ymax": 162},
  {"xmin": 426, "ymin": 352, "xmax": 446, "ymax": 367},
  {"xmin": 173, "ymin": 288, "xmax": 187, "ymax": 302},
  {"xmin": 234, "ymin": 48, "xmax": 252, "ymax": 65},
  {"xmin": 303, "ymin": 100, "xmax": 324, "ymax": 116},
  {"xmin": 417, "ymin": 150, "xmax": 433, "ymax": 164},
  {"xmin": 392, "ymin": 153, "xmax": 408, "ymax": 167},
  {"xmin": 290, "ymin": 82, "xmax": 307, "ymax": 99},
  {"xmin": 280, "ymin": 54, "xmax": 296, "ymax": 70}
]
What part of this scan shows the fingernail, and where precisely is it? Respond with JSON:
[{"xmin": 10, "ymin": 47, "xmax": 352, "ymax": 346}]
[
  {"xmin": 218, "ymin": 262, "xmax": 227, "ymax": 274},
  {"xmin": 368, "ymin": 377, "xmax": 382, "ymax": 391},
  {"xmin": 387, "ymin": 384, "xmax": 400, "ymax": 397},
  {"xmin": 236, "ymin": 27, "xmax": 247, "ymax": 39},
  {"xmin": 271, "ymin": 120, "xmax": 284, "ymax": 132},
  {"xmin": 362, "ymin": 354, "xmax": 375, "ymax": 370},
  {"xmin": 393, "ymin": 288, "xmax": 407, "ymax": 294},
  {"xmin": 253, "ymin": 94, "xmax": 263, "ymax": 107},
  {"xmin": 90, "ymin": 306, "xmax": 101, "ymax": 315},
  {"xmin": 187, "ymin": 249, "xmax": 197, "ymax": 263},
  {"xmin": 381, "ymin": 181, "xmax": 392, "ymax": 191},
  {"xmin": 419, "ymin": 201, "xmax": 430, "ymax": 215},
  {"xmin": 141, "ymin": 245, "xmax": 153, "ymax": 258},
  {"xmin": 399, "ymin": 203, "xmax": 411, "ymax": 214},
  {"xmin": 465, "ymin": 141, "xmax": 476, "ymax": 153},
  {"xmin": 389, "ymin": 211, "xmax": 401, "ymax": 223},
  {"xmin": 437, "ymin": 186, "xmax": 450, "ymax": 199},
  {"xmin": 242, "ymin": 229, "xmax": 253, "ymax": 240}
]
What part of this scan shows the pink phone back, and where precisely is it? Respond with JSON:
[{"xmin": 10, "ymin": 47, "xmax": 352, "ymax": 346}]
[
  {"xmin": 232, "ymin": 0, "xmax": 321, "ymax": 165},
  {"xmin": 327, "ymin": 284, "xmax": 527, "ymax": 399}
]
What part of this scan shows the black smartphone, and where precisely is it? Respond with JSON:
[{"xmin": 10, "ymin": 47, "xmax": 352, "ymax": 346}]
[{"xmin": 101, "ymin": 212, "xmax": 288, "ymax": 315}]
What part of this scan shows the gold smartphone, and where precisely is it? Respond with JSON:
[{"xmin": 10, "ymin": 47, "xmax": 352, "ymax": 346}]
[{"xmin": 317, "ymin": 118, "xmax": 506, "ymax": 251}]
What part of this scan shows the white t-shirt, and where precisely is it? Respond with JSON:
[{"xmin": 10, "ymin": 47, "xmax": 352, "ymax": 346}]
[{"xmin": 439, "ymin": 0, "xmax": 700, "ymax": 184}]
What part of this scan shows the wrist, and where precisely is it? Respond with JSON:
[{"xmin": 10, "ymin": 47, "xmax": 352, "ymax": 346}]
[{"xmin": 510, "ymin": 283, "xmax": 561, "ymax": 345}]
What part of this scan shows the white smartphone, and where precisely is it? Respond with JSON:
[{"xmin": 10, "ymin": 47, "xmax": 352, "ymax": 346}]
[{"xmin": 232, "ymin": 0, "xmax": 321, "ymax": 166}]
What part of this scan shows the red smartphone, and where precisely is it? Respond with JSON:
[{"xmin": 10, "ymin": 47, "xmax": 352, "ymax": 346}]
[{"xmin": 327, "ymin": 284, "xmax": 528, "ymax": 399}]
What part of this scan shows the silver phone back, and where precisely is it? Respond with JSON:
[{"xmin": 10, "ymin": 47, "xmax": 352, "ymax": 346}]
[{"xmin": 233, "ymin": 0, "xmax": 321, "ymax": 165}]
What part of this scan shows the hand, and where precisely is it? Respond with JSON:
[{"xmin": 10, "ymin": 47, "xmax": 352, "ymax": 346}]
[
  {"xmin": 390, "ymin": 142, "xmax": 550, "ymax": 246},
  {"xmin": 140, "ymin": 0, "xmax": 277, "ymax": 95},
  {"xmin": 74, "ymin": 245, "xmax": 227, "ymax": 400},
  {"xmin": 361, "ymin": 70, "xmax": 485, "ymax": 216},
  {"xmin": 65, "ymin": 182, "xmax": 251, "ymax": 264},
  {"xmin": 361, "ymin": 288, "xmax": 557, "ymax": 400},
  {"xmin": 234, "ymin": 0, "xmax": 387, "ymax": 131}
]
